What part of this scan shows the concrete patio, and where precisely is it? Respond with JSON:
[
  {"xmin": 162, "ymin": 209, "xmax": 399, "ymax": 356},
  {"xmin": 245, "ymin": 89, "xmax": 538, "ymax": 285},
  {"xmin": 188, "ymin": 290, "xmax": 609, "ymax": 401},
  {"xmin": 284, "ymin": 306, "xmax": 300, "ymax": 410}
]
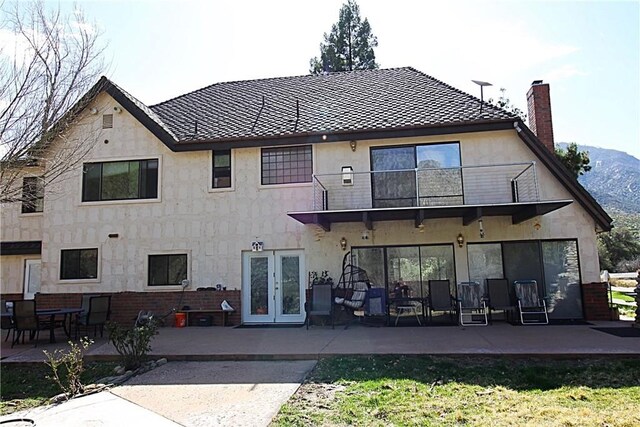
[{"xmin": 2, "ymin": 320, "xmax": 639, "ymax": 363}]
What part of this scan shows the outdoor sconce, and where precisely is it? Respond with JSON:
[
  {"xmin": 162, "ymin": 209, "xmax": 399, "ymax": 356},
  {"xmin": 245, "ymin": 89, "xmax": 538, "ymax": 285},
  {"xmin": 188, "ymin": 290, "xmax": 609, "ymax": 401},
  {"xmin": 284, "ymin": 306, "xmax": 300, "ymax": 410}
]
[
  {"xmin": 349, "ymin": 140, "xmax": 357, "ymax": 152},
  {"xmin": 479, "ymin": 218, "xmax": 485, "ymax": 239},
  {"xmin": 340, "ymin": 237, "xmax": 348, "ymax": 251},
  {"xmin": 456, "ymin": 233, "xmax": 464, "ymax": 248}
]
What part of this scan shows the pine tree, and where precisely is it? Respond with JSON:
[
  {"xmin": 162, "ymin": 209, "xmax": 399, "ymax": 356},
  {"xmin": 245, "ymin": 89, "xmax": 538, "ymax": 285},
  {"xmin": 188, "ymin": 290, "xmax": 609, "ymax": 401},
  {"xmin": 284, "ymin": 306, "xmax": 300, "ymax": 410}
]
[
  {"xmin": 309, "ymin": 0, "xmax": 379, "ymax": 73},
  {"xmin": 555, "ymin": 143, "xmax": 592, "ymax": 178}
]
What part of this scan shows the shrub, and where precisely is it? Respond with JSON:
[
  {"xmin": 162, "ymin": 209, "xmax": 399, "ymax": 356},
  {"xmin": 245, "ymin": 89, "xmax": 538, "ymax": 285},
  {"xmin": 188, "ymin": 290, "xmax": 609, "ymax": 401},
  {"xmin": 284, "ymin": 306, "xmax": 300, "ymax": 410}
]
[
  {"xmin": 43, "ymin": 337, "xmax": 93, "ymax": 399},
  {"xmin": 106, "ymin": 319, "xmax": 158, "ymax": 371}
]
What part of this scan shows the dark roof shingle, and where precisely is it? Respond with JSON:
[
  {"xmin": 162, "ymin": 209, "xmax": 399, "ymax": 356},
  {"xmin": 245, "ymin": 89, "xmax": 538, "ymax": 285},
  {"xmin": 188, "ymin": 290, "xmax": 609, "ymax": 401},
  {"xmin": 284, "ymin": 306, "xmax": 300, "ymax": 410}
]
[{"xmin": 150, "ymin": 67, "xmax": 515, "ymax": 142}]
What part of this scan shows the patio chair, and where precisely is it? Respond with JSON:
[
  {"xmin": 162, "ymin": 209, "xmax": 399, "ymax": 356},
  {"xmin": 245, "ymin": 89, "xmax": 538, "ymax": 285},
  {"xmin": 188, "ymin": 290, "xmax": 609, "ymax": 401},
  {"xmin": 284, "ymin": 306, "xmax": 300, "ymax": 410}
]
[
  {"xmin": 427, "ymin": 279, "xmax": 456, "ymax": 323},
  {"xmin": 11, "ymin": 300, "xmax": 50, "ymax": 348},
  {"xmin": 513, "ymin": 280, "xmax": 549, "ymax": 325},
  {"xmin": 456, "ymin": 281, "xmax": 488, "ymax": 326},
  {"xmin": 1, "ymin": 301, "xmax": 15, "ymax": 342},
  {"xmin": 486, "ymin": 278, "xmax": 516, "ymax": 323},
  {"xmin": 76, "ymin": 295, "xmax": 111, "ymax": 339},
  {"xmin": 305, "ymin": 283, "xmax": 334, "ymax": 329}
]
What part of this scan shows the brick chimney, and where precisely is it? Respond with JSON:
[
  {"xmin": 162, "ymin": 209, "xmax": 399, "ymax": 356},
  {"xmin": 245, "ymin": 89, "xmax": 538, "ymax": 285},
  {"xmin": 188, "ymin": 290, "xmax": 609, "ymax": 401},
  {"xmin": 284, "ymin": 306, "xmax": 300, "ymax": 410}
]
[{"xmin": 526, "ymin": 80, "xmax": 555, "ymax": 152}]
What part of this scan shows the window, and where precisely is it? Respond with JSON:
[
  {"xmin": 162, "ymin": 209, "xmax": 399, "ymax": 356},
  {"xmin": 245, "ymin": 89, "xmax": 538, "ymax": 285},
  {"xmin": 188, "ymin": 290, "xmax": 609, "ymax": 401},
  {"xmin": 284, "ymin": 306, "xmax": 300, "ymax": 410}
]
[
  {"xmin": 60, "ymin": 248, "xmax": 98, "ymax": 280},
  {"xmin": 261, "ymin": 145, "xmax": 312, "ymax": 185},
  {"xmin": 82, "ymin": 159, "xmax": 158, "ymax": 202},
  {"xmin": 102, "ymin": 114, "xmax": 113, "ymax": 129},
  {"xmin": 371, "ymin": 142, "xmax": 461, "ymax": 207},
  {"xmin": 212, "ymin": 149, "xmax": 231, "ymax": 188},
  {"xmin": 21, "ymin": 176, "xmax": 44, "ymax": 213},
  {"xmin": 148, "ymin": 254, "xmax": 187, "ymax": 286}
]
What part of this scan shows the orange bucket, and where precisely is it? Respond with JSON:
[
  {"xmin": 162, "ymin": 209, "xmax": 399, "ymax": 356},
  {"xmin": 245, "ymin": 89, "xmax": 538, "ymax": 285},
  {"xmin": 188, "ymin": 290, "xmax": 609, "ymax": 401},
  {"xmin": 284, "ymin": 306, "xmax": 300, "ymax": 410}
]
[{"xmin": 174, "ymin": 312, "xmax": 186, "ymax": 328}]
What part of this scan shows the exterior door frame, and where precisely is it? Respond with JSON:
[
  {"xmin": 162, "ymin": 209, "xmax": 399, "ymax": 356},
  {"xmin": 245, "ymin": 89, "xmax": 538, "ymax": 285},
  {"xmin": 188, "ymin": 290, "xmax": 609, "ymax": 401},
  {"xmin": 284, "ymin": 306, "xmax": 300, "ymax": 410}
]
[
  {"xmin": 23, "ymin": 258, "xmax": 42, "ymax": 300},
  {"xmin": 242, "ymin": 250, "xmax": 306, "ymax": 324}
]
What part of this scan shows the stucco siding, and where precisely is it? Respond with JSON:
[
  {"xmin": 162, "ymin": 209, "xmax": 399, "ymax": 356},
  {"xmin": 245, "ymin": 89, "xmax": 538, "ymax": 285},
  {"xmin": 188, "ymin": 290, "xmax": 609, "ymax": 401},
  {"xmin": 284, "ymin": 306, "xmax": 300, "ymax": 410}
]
[{"xmin": 1, "ymin": 93, "xmax": 602, "ymax": 297}]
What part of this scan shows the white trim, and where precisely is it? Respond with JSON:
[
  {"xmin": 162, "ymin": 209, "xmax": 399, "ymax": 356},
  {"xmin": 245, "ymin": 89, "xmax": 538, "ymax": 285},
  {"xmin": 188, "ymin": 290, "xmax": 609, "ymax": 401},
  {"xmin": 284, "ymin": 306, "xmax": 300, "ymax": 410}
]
[
  {"xmin": 57, "ymin": 246, "xmax": 101, "ymax": 284},
  {"xmin": 208, "ymin": 148, "xmax": 235, "ymax": 193},
  {"xmin": 144, "ymin": 250, "xmax": 191, "ymax": 290},
  {"xmin": 78, "ymin": 155, "xmax": 162, "ymax": 206}
]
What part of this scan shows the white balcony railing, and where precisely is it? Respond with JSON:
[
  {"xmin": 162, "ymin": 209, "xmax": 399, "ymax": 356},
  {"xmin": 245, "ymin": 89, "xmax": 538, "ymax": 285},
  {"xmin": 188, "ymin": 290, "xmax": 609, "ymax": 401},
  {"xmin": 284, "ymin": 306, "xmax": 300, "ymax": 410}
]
[{"xmin": 312, "ymin": 162, "xmax": 539, "ymax": 211}]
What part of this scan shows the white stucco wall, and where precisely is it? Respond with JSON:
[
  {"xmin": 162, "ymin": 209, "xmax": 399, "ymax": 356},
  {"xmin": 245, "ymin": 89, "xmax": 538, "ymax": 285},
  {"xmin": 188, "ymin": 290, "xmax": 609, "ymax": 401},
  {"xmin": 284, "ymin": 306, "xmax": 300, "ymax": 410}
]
[{"xmin": 0, "ymin": 92, "xmax": 602, "ymax": 297}]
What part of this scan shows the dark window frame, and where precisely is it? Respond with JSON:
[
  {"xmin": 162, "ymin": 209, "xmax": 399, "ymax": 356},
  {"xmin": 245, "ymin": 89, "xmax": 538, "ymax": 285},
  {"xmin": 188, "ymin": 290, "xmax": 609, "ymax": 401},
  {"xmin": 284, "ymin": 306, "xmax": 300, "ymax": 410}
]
[
  {"xmin": 148, "ymin": 254, "xmax": 188, "ymax": 286},
  {"xmin": 261, "ymin": 145, "xmax": 313, "ymax": 185},
  {"xmin": 21, "ymin": 176, "xmax": 44, "ymax": 214},
  {"xmin": 370, "ymin": 141, "xmax": 462, "ymax": 207},
  {"xmin": 60, "ymin": 248, "xmax": 98, "ymax": 280},
  {"xmin": 82, "ymin": 158, "xmax": 159, "ymax": 202},
  {"xmin": 212, "ymin": 149, "xmax": 232, "ymax": 189}
]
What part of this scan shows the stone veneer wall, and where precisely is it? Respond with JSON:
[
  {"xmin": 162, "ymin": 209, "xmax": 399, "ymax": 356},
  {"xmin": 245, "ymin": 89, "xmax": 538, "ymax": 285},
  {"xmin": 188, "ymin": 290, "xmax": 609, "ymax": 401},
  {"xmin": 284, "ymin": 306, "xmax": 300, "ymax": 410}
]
[
  {"xmin": 581, "ymin": 282, "xmax": 611, "ymax": 321},
  {"xmin": 34, "ymin": 290, "xmax": 241, "ymax": 326}
]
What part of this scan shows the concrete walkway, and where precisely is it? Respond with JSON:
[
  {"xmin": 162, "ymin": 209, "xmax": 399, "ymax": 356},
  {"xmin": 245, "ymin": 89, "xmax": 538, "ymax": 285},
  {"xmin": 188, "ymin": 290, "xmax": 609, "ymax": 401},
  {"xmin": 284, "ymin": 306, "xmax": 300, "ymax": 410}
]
[{"xmin": 1, "ymin": 320, "xmax": 639, "ymax": 426}]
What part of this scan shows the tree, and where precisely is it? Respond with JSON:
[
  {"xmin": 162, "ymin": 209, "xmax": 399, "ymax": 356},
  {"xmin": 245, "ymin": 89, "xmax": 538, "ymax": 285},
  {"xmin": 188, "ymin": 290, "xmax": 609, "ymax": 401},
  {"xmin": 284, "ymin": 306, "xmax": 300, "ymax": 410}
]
[
  {"xmin": 1, "ymin": 0, "xmax": 106, "ymax": 204},
  {"xmin": 309, "ymin": 0, "xmax": 378, "ymax": 74},
  {"xmin": 489, "ymin": 88, "xmax": 527, "ymax": 121},
  {"xmin": 555, "ymin": 143, "xmax": 592, "ymax": 179},
  {"xmin": 598, "ymin": 228, "xmax": 640, "ymax": 272}
]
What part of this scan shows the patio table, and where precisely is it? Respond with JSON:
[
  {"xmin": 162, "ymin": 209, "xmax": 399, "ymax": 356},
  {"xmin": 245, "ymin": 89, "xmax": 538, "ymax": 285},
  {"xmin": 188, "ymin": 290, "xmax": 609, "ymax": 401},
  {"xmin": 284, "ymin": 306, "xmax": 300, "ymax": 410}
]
[{"xmin": 2, "ymin": 308, "xmax": 84, "ymax": 344}]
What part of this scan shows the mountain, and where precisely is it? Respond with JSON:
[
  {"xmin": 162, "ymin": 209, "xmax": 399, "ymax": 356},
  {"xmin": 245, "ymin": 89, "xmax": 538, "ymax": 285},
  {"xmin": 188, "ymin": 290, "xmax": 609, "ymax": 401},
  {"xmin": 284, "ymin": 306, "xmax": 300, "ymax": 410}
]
[{"xmin": 557, "ymin": 143, "xmax": 640, "ymax": 215}]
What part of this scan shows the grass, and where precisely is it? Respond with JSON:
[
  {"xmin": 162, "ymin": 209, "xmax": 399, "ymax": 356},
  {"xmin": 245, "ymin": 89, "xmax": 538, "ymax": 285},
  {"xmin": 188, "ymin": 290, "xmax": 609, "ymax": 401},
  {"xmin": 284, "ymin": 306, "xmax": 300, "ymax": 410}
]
[
  {"xmin": 611, "ymin": 291, "xmax": 636, "ymax": 303},
  {"xmin": 273, "ymin": 356, "xmax": 640, "ymax": 426},
  {"xmin": 0, "ymin": 362, "xmax": 116, "ymax": 416}
]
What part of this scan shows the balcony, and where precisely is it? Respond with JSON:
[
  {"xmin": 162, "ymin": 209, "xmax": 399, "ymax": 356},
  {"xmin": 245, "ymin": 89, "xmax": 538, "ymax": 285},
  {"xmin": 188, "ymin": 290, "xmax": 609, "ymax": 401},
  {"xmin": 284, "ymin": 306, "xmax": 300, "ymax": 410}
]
[{"xmin": 288, "ymin": 162, "xmax": 572, "ymax": 231}]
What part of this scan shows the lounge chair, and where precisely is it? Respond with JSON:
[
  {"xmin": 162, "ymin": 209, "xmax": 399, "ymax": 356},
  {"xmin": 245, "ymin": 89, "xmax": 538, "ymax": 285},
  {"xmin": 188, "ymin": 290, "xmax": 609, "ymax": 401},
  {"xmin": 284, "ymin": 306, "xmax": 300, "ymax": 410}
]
[
  {"xmin": 486, "ymin": 278, "xmax": 516, "ymax": 323},
  {"xmin": 513, "ymin": 280, "xmax": 549, "ymax": 325},
  {"xmin": 456, "ymin": 281, "xmax": 488, "ymax": 326},
  {"xmin": 427, "ymin": 279, "xmax": 456, "ymax": 323},
  {"xmin": 305, "ymin": 283, "xmax": 334, "ymax": 329}
]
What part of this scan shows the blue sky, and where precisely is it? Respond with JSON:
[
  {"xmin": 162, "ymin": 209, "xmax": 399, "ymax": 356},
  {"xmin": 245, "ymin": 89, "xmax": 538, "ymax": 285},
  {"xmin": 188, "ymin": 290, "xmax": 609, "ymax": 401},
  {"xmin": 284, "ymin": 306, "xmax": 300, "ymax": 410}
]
[{"xmin": 49, "ymin": 0, "xmax": 640, "ymax": 158}]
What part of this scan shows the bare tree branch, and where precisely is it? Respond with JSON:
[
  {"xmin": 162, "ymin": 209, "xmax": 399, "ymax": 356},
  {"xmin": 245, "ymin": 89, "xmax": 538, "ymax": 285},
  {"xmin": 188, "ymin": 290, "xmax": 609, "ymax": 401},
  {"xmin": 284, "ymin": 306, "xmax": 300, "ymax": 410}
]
[{"xmin": 0, "ymin": 0, "xmax": 107, "ymax": 204}]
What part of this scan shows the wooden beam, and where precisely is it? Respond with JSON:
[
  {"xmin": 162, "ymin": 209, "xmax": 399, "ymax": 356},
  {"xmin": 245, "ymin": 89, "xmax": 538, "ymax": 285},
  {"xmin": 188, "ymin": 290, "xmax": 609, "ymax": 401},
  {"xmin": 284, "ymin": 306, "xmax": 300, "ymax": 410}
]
[
  {"xmin": 463, "ymin": 207, "xmax": 482, "ymax": 226},
  {"xmin": 362, "ymin": 212, "xmax": 373, "ymax": 230},
  {"xmin": 313, "ymin": 214, "xmax": 331, "ymax": 231},
  {"xmin": 415, "ymin": 209, "xmax": 425, "ymax": 228}
]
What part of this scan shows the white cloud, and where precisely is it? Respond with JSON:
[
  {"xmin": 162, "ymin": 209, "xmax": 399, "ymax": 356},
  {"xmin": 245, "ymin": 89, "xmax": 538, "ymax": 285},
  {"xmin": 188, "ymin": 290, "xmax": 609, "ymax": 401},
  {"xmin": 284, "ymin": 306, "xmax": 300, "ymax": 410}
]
[{"xmin": 543, "ymin": 64, "xmax": 586, "ymax": 82}]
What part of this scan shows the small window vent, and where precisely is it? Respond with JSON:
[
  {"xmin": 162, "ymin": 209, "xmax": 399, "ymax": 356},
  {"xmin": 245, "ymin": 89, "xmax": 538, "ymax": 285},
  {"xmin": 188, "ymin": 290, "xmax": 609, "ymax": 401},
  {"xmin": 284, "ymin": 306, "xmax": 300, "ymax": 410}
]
[{"xmin": 102, "ymin": 114, "xmax": 113, "ymax": 129}]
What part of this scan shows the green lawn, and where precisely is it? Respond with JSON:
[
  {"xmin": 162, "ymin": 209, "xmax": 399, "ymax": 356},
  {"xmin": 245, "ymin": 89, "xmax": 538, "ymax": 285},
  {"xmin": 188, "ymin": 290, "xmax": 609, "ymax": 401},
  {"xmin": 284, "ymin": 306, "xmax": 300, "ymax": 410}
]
[
  {"xmin": 0, "ymin": 362, "xmax": 116, "ymax": 415},
  {"xmin": 273, "ymin": 356, "xmax": 640, "ymax": 427},
  {"xmin": 612, "ymin": 291, "xmax": 636, "ymax": 303}
]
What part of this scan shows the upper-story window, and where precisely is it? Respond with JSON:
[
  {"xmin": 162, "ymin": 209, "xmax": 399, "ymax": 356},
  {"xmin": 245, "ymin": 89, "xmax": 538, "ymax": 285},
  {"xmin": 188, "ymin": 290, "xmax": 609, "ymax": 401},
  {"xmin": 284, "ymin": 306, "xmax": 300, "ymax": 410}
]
[
  {"xmin": 370, "ymin": 142, "xmax": 461, "ymax": 207},
  {"xmin": 261, "ymin": 145, "xmax": 312, "ymax": 185},
  {"xmin": 60, "ymin": 248, "xmax": 98, "ymax": 280},
  {"xmin": 82, "ymin": 159, "xmax": 158, "ymax": 202},
  {"xmin": 212, "ymin": 149, "xmax": 231, "ymax": 189},
  {"xmin": 21, "ymin": 176, "xmax": 44, "ymax": 213}
]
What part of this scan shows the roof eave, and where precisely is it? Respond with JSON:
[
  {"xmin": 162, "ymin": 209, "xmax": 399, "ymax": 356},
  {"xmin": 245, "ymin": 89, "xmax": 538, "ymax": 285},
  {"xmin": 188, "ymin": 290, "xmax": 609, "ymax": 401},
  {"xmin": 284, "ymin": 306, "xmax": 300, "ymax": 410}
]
[
  {"xmin": 514, "ymin": 120, "xmax": 613, "ymax": 232},
  {"xmin": 168, "ymin": 119, "xmax": 517, "ymax": 151}
]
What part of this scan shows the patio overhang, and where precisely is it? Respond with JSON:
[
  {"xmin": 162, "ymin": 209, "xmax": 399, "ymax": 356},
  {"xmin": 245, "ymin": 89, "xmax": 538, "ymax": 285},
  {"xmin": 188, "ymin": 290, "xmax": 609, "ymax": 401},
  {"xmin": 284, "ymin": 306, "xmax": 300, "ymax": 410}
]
[{"xmin": 287, "ymin": 200, "xmax": 573, "ymax": 231}]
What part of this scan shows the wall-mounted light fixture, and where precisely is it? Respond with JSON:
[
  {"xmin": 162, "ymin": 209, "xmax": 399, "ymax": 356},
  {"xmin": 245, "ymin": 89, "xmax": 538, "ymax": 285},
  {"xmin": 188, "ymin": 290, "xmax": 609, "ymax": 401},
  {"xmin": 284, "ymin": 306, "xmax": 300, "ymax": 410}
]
[
  {"xmin": 340, "ymin": 237, "xmax": 347, "ymax": 251},
  {"xmin": 456, "ymin": 233, "xmax": 464, "ymax": 248},
  {"xmin": 349, "ymin": 140, "xmax": 357, "ymax": 152},
  {"xmin": 479, "ymin": 219, "xmax": 485, "ymax": 239},
  {"xmin": 108, "ymin": 233, "xmax": 119, "ymax": 238}
]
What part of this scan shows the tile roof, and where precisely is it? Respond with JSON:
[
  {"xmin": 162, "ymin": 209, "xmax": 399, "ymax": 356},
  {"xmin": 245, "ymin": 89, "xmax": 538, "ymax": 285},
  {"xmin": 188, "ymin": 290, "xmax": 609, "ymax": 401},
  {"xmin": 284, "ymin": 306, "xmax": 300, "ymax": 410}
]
[{"xmin": 150, "ymin": 67, "xmax": 516, "ymax": 143}]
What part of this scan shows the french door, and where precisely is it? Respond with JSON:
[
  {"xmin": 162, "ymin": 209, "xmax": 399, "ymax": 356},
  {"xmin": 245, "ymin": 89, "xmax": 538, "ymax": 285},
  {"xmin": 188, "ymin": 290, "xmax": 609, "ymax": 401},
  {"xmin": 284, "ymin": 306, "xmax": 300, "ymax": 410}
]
[
  {"xmin": 242, "ymin": 250, "xmax": 305, "ymax": 323},
  {"xmin": 23, "ymin": 259, "xmax": 41, "ymax": 300}
]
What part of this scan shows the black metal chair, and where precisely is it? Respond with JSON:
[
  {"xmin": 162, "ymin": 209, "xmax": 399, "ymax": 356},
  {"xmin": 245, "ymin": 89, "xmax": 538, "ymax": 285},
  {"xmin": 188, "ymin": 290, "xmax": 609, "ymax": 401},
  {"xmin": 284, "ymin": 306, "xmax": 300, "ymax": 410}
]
[
  {"xmin": 11, "ymin": 300, "xmax": 50, "ymax": 348},
  {"xmin": 76, "ymin": 295, "xmax": 111, "ymax": 338},
  {"xmin": 1, "ymin": 301, "xmax": 15, "ymax": 342},
  {"xmin": 486, "ymin": 278, "xmax": 516, "ymax": 323},
  {"xmin": 305, "ymin": 283, "xmax": 334, "ymax": 329},
  {"xmin": 427, "ymin": 279, "xmax": 456, "ymax": 323}
]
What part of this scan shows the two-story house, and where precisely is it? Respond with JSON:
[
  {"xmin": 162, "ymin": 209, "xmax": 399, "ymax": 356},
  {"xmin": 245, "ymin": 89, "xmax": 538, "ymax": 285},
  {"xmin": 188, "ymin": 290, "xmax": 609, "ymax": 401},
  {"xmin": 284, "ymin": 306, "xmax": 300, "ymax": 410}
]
[{"xmin": 0, "ymin": 67, "xmax": 612, "ymax": 325}]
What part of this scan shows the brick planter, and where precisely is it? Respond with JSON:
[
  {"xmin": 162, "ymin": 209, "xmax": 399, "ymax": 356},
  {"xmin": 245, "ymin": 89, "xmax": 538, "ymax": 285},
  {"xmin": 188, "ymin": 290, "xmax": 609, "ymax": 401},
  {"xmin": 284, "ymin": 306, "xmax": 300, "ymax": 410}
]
[
  {"xmin": 33, "ymin": 290, "xmax": 241, "ymax": 326},
  {"xmin": 581, "ymin": 282, "xmax": 612, "ymax": 321}
]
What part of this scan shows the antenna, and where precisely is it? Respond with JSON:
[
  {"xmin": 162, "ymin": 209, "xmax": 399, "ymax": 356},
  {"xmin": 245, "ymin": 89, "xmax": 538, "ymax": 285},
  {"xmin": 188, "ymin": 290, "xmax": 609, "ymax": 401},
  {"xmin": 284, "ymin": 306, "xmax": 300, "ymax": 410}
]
[
  {"xmin": 251, "ymin": 96, "xmax": 265, "ymax": 133},
  {"xmin": 472, "ymin": 80, "xmax": 493, "ymax": 112}
]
